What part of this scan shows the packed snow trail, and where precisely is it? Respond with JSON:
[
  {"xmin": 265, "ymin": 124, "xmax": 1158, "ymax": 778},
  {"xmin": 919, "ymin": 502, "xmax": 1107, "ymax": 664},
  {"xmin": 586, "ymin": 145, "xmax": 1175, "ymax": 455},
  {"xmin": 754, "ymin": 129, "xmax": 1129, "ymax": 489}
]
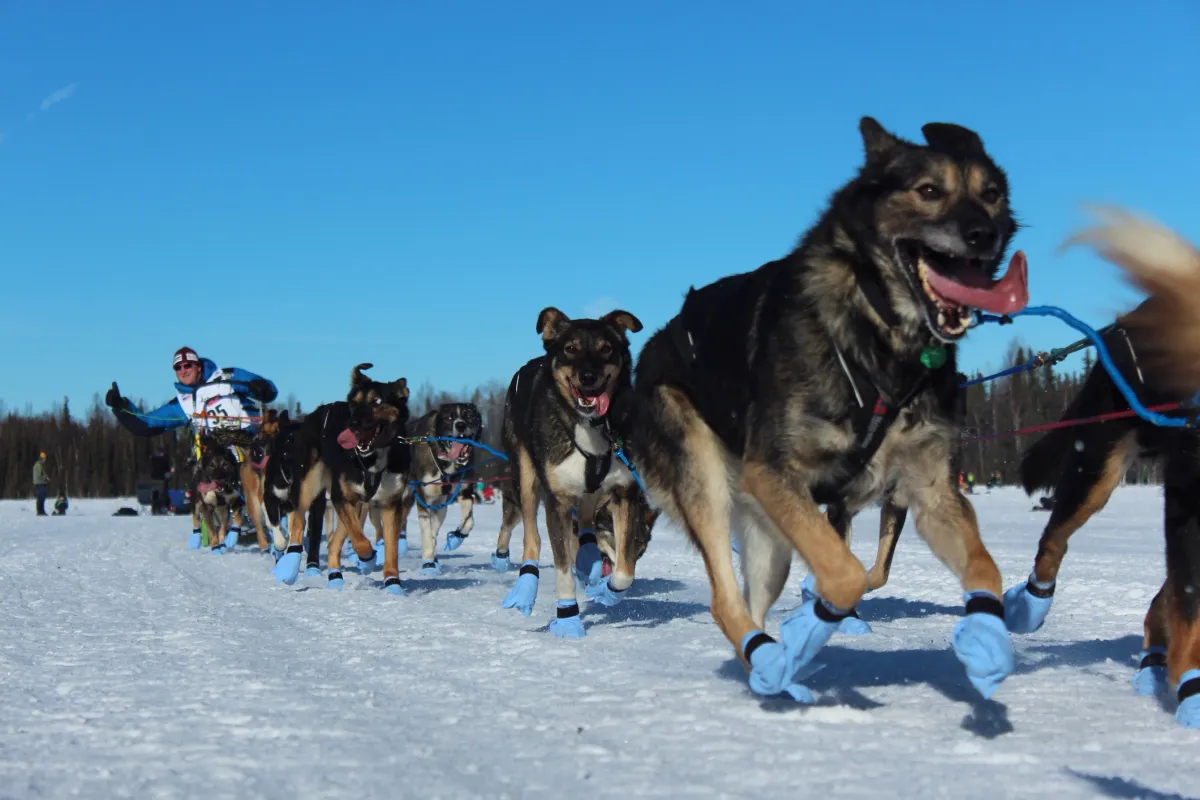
[{"xmin": 1, "ymin": 487, "xmax": 1197, "ymax": 799}]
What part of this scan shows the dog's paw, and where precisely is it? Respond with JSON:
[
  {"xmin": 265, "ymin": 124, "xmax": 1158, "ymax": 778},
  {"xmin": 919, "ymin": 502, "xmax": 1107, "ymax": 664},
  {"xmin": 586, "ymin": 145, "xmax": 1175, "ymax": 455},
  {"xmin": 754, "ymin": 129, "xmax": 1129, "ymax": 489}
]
[
  {"xmin": 1002, "ymin": 578, "xmax": 1054, "ymax": 634},
  {"xmin": 223, "ymin": 529, "xmax": 240, "ymax": 550},
  {"xmin": 382, "ymin": 576, "xmax": 405, "ymax": 596},
  {"xmin": 420, "ymin": 559, "xmax": 442, "ymax": 577},
  {"xmin": 549, "ymin": 602, "xmax": 586, "ymax": 638},
  {"xmin": 444, "ymin": 530, "xmax": 468, "ymax": 552},
  {"xmin": 585, "ymin": 578, "xmax": 627, "ymax": 607},
  {"xmin": 501, "ymin": 561, "xmax": 539, "ymax": 616},
  {"xmin": 396, "ymin": 536, "xmax": 408, "ymax": 559},
  {"xmin": 187, "ymin": 531, "xmax": 202, "ymax": 550},
  {"xmin": 327, "ymin": 570, "xmax": 344, "ymax": 591},
  {"xmin": 1177, "ymin": 671, "xmax": 1200, "ymax": 728},
  {"xmin": 209, "ymin": 544, "xmax": 226, "ymax": 555},
  {"xmin": 778, "ymin": 600, "xmax": 840, "ymax": 678},
  {"xmin": 574, "ymin": 535, "xmax": 603, "ymax": 585},
  {"xmin": 304, "ymin": 565, "xmax": 322, "ymax": 578},
  {"xmin": 272, "ymin": 548, "xmax": 303, "ymax": 585},
  {"xmin": 490, "ymin": 550, "xmax": 512, "ymax": 571},
  {"xmin": 953, "ymin": 593, "xmax": 1014, "ymax": 700},
  {"xmin": 1132, "ymin": 648, "xmax": 1168, "ymax": 696},
  {"xmin": 355, "ymin": 552, "xmax": 377, "ymax": 575}
]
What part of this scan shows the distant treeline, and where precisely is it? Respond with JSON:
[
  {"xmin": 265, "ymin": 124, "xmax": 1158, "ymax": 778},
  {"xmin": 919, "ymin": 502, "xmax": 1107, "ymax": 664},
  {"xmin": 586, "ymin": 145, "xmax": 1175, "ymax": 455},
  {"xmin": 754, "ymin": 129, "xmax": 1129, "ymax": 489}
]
[{"xmin": 0, "ymin": 342, "xmax": 1160, "ymax": 499}]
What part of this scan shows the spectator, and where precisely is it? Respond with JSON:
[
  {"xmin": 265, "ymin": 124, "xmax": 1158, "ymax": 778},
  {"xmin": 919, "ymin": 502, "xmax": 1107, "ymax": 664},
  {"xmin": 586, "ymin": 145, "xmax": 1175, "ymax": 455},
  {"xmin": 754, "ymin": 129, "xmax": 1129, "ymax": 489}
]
[
  {"xmin": 32, "ymin": 452, "xmax": 50, "ymax": 516},
  {"xmin": 53, "ymin": 494, "xmax": 69, "ymax": 516},
  {"xmin": 149, "ymin": 449, "xmax": 172, "ymax": 514}
]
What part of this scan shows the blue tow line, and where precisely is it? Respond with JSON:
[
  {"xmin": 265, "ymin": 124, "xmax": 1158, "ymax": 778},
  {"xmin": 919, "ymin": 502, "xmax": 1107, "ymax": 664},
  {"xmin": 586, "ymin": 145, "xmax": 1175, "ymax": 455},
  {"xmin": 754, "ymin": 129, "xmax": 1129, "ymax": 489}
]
[
  {"xmin": 407, "ymin": 436, "xmax": 508, "ymax": 512},
  {"xmin": 974, "ymin": 306, "xmax": 1194, "ymax": 429}
]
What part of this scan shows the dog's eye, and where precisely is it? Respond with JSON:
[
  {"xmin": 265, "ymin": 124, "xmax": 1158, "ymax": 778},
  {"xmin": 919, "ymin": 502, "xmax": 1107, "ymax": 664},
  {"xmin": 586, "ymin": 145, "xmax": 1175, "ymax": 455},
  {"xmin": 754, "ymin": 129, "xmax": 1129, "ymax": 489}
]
[
  {"xmin": 916, "ymin": 184, "xmax": 944, "ymax": 201},
  {"xmin": 597, "ymin": 342, "xmax": 613, "ymax": 358},
  {"xmin": 980, "ymin": 187, "xmax": 1002, "ymax": 204},
  {"xmin": 564, "ymin": 342, "xmax": 579, "ymax": 356}
]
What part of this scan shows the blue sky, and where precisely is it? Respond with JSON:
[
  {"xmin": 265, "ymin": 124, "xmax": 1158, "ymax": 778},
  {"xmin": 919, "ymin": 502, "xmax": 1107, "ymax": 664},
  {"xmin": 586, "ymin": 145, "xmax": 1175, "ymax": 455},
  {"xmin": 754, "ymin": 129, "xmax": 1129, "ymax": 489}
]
[{"xmin": 2, "ymin": 1, "xmax": 1197, "ymax": 415}]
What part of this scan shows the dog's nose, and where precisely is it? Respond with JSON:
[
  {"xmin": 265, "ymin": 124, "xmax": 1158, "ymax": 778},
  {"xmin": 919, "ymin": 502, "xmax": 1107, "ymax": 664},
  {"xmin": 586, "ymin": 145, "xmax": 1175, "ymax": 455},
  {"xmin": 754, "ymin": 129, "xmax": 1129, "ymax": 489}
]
[
  {"xmin": 962, "ymin": 220, "xmax": 998, "ymax": 254},
  {"xmin": 453, "ymin": 419, "xmax": 467, "ymax": 434},
  {"xmin": 579, "ymin": 370, "xmax": 599, "ymax": 388}
]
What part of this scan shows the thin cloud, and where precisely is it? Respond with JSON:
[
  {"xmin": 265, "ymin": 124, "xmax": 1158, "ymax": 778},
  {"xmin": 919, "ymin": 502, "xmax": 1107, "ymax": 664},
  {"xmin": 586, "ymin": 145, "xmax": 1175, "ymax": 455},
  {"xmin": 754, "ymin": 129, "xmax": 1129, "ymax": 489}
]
[{"xmin": 39, "ymin": 82, "xmax": 77, "ymax": 112}]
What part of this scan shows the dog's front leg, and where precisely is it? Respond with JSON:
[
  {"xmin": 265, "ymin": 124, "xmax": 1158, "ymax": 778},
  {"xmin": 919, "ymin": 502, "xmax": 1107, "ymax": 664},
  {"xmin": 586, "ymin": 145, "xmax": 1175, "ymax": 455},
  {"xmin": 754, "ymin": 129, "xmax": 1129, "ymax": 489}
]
[
  {"xmin": 417, "ymin": 495, "xmax": 448, "ymax": 576},
  {"xmin": 545, "ymin": 498, "xmax": 585, "ymax": 638},
  {"xmin": 1162, "ymin": 476, "xmax": 1200, "ymax": 728},
  {"xmin": 378, "ymin": 503, "xmax": 406, "ymax": 596},
  {"xmin": 898, "ymin": 450, "xmax": 1012, "ymax": 700},
  {"xmin": 586, "ymin": 490, "xmax": 635, "ymax": 607},
  {"xmin": 443, "ymin": 488, "xmax": 474, "ymax": 552},
  {"xmin": 273, "ymin": 465, "xmax": 327, "ymax": 585},
  {"xmin": 239, "ymin": 461, "xmax": 270, "ymax": 552},
  {"xmin": 501, "ymin": 446, "xmax": 542, "ymax": 616},
  {"xmin": 331, "ymin": 492, "xmax": 378, "ymax": 587}
]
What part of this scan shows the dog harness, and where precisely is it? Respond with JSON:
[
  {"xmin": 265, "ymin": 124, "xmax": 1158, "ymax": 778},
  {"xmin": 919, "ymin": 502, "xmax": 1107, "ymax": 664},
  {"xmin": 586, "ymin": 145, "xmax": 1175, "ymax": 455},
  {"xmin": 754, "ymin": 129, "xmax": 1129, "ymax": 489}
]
[{"xmin": 811, "ymin": 343, "xmax": 931, "ymax": 505}]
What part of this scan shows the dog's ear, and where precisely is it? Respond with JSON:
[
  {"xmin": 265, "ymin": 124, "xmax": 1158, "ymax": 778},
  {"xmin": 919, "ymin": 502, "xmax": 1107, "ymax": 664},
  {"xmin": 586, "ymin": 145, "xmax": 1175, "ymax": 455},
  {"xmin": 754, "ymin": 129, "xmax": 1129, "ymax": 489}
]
[
  {"xmin": 921, "ymin": 123, "xmax": 985, "ymax": 158},
  {"xmin": 601, "ymin": 310, "xmax": 643, "ymax": 338},
  {"xmin": 350, "ymin": 362, "xmax": 374, "ymax": 389},
  {"xmin": 537, "ymin": 307, "xmax": 570, "ymax": 343},
  {"xmin": 388, "ymin": 377, "xmax": 410, "ymax": 401},
  {"xmin": 860, "ymin": 117, "xmax": 901, "ymax": 165},
  {"xmin": 279, "ymin": 409, "xmax": 290, "ymax": 423}
]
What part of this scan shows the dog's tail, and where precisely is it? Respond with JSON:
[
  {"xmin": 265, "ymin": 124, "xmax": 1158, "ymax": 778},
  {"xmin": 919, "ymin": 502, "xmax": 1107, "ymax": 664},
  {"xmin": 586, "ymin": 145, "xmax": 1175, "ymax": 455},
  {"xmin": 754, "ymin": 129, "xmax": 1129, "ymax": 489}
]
[
  {"xmin": 1065, "ymin": 206, "xmax": 1200, "ymax": 398},
  {"xmin": 1019, "ymin": 421, "xmax": 1075, "ymax": 495}
]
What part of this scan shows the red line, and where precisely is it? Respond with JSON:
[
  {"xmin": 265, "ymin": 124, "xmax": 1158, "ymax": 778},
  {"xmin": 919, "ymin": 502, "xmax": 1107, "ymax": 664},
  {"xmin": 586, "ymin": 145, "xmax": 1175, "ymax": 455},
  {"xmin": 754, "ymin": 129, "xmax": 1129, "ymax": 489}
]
[{"xmin": 961, "ymin": 402, "xmax": 1184, "ymax": 443}]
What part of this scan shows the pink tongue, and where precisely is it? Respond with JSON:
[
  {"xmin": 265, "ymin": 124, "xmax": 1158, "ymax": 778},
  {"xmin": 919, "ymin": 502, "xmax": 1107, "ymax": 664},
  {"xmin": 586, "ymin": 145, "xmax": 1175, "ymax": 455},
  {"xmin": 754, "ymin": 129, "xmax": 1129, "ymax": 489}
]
[
  {"xmin": 594, "ymin": 392, "xmax": 610, "ymax": 417},
  {"xmin": 923, "ymin": 250, "xmax": 1029, "ymax": 314},
  {"xmin": 197, "ymin": 481, "xmax": 218, "ymax": 494},
  {"xmin": 602, "ymin": 560, "xmax": 612, "ymax": 577},
  {"xmin": 445, "ymin": 442, "xmax": 467, "ymax": 459},
  {"xmin": 337, "ymin": 429, "xmax": 359, "ymax": 450}
]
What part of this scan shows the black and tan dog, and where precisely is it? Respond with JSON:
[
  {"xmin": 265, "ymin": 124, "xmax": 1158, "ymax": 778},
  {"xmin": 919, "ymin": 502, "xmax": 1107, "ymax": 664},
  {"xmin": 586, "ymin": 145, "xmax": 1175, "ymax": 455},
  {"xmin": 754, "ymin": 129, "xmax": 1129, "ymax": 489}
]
[
  {"xmin": 1003, "ymin": 207, "xmax": 1200, "ymax": 728},
  {"xmin": 271, "ymin": 363, "xmax": 413, "ymax": 594},
  {"xmin": 496, "ymin": 308, "xmax": 646, "ymax": 637},
  {"xmin": 190, "ymin": 434, "xmax": 245, "ymax": 555},
  {"xmin": 256, "ymin": 408, "xmax": 331, "ymax": 576},
  {"xmin": 397, "ymin": 402, "xmax": 483, "ymax": 575},
  {"xmin": 624, "ymin": 117, "xmax": 1029, "ymax": 701}
]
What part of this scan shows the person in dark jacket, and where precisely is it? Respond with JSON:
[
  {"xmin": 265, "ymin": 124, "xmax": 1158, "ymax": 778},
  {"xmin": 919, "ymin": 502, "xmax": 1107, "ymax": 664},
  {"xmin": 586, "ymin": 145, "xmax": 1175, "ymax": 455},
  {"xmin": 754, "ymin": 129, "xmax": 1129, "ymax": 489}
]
[{"xmin": 149, "ymin": 450, "xmax": 172, "ymax": 514}]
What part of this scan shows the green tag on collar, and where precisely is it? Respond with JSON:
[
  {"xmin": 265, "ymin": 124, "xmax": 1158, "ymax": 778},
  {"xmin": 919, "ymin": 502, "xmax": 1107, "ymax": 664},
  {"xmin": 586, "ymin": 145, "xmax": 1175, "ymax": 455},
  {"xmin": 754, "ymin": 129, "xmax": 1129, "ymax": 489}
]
[{"xmin": 920, "ymin": 345, "xmax": 947, "ymax": 369}]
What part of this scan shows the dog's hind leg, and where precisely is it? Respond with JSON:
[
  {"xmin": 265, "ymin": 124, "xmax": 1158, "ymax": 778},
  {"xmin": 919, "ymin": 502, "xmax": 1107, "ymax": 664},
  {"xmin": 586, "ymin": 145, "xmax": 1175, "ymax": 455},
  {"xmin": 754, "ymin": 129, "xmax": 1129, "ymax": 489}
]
[
  {"xmin": 444, "ymin": 488, "xmax": 475, "ymax": 552},
  {"xmin": 734, "ymin": 503, "xmax": 792, "ymax": 630},
  {"xmin": 501, "ymin": 446, "xmax": 542, "ymax": 616},
  {"xmin": 1163, "ymin": 462, "xmax": 1200, "ymax": 727},
  {"xmin": 1005, "ymin": 430, "xmax": 1136, "ymax": 634},
  {"xmin": 189, "ymin": 503, "xmax": 203, "ymax": 549},
  {"xmin": 897, "ymin": 454, "xmax": 1011, "ymax": 699},
  {"xmin": 492, "ymin": 490, "xmax": 521, "ymax": 571},
  {"xmin": 395, "ymin": 493, "xmax": 413, "ymax": 560},
  {"xmin": 304, "ymin": 493, "xmax": 326, "ymax": 576},
  {"xmin": 1132, "ymin": 579, "xmax": 1171, "ymax": 696},
  {"xmin": 866, "ymin": 499, "xmax": 907, "ymax": 592},
  {"xmin": 239, "ymin": 461, "xmax": 270, "ymax": 552}
]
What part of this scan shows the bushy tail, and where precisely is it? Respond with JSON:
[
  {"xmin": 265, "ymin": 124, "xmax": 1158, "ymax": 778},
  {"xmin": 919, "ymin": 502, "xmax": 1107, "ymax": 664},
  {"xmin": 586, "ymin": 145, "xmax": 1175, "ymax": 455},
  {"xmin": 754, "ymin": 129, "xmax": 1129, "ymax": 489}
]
[{"xmin": 1065, "ymin": 206, "xmax": 1200, "ymax": 398}]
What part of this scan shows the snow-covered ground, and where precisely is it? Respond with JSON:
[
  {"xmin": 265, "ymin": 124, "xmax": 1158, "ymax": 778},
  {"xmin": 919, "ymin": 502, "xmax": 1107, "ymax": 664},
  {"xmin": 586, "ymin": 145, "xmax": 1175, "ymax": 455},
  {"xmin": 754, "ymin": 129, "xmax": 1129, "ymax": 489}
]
[{"xmin": 1, "ymin": 486, "xmax": 1197, "ymax": 799}]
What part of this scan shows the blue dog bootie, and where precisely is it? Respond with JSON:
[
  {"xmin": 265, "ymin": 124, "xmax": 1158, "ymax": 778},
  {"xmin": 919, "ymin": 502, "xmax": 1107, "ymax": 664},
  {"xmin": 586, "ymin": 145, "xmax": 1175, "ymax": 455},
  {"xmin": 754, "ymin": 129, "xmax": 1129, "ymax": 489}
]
[
  {"xmin": 953, "ymin": 591, "xmax": 1015, "ymax": 699},
  {"xmin": 1002, "ymin": 573, "xmax": 1055, "ymax": 634},
  {"xmin": 1131, "ymin": 646, "xmax": 1168, "ymax": 696},
  {"xmin": 501, "ymin": 560, "xmax": 539, "ymax": 616},
  {"xmin": 549, "ymin": 600, "xmax": 586, "ymax": 638},
  {"xmin": 1176, "ymin": 669, "xmax": 1200, "ymax": 728}
]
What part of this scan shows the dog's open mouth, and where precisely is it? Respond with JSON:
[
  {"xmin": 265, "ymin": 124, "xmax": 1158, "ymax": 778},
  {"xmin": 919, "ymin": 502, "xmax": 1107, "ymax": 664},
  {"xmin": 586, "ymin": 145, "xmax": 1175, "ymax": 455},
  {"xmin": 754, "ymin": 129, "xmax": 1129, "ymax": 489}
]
[
  {"xmin": 338, "ymin": 424, "xmax": 384, "ymax": 453},
  {"xmin": 569, "ymin": 384, "xmax": 610, "ymax": 416},
  {"xmin": 438, "ymin": 441, "xmax": 471, "ymax": 462},
  {"xmin": 896, "ymin": 242, "xmax": 1029, "ymax": 341},
  {"xmin": 601, "ymin": 556, "xmax": 613, "ymax": 577}
]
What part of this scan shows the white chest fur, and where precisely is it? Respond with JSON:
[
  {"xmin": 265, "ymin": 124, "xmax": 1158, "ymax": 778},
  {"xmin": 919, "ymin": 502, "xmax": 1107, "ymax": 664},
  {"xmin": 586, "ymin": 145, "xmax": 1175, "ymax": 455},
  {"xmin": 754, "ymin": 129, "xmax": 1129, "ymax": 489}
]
[{"xmin": 551, "ymin": 423, "xmax": 632, "ymax": 497}]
